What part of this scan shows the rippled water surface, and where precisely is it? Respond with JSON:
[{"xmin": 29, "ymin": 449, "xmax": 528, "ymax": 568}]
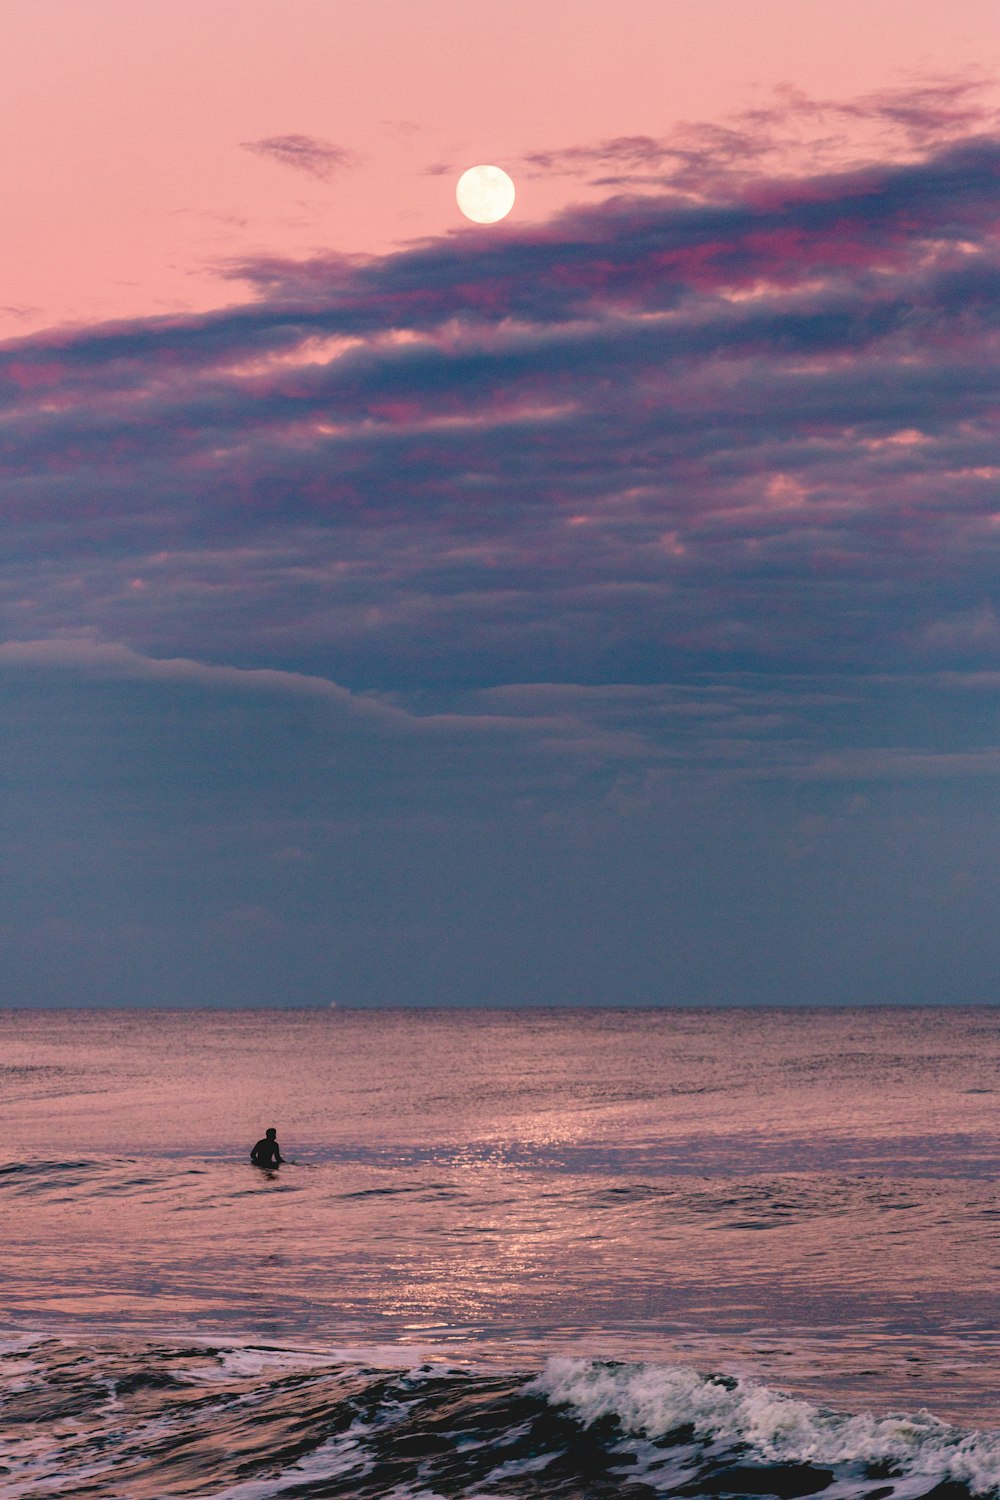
[{"xmin": 1, "ymin": 1006, "xmax": 998, "ymax": 1496}]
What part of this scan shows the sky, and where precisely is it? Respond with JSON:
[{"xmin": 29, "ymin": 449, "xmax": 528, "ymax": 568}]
[{"xmin": 2, "ymin": 0, "xmax": 999, "ymax": 1008}]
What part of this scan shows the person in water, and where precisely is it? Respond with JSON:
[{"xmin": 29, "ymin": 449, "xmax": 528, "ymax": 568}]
[{"xmin": 250, "ymin": 1127, "xmax": 283, "ymax": 1168}]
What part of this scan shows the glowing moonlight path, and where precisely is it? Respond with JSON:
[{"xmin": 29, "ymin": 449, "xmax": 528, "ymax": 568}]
[{"xmin": 456, "ymin": 164, "xmax": 515, "ymax": 223}]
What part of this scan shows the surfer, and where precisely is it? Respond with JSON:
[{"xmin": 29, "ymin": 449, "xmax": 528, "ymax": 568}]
[{"xmin": 250, "ymin": 1127, "xmax": 283, "ymax": 1169}]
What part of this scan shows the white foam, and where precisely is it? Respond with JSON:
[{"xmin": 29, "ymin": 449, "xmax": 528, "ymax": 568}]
[
  {"xmin": 532, "ymin": 1359, "xmax": 1000, "ymax": 1494},
  {"xmin": 183, "ymin": 1429, "xmax": 374, "ymax": 1500},
  {"xmin": 184, "ymin": 1339, "xmax": 468, "ymax": 1382}
]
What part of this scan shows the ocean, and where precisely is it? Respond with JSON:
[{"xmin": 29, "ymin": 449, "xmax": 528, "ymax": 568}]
[{"xmin": 0, "ymin": 1006, "xmax": 997, "ymax": 1498}]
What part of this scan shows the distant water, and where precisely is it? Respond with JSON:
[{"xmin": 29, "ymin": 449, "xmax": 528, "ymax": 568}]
[{"xmin": 0, "ymin": 1006, "xmax": 997, "ymax": 1498}]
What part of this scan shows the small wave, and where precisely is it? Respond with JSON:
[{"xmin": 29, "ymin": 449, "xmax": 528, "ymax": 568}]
[
  {"xmin": 0, "ymin": 1158, "xmax": 94, "ymax": 1176},
  {"xmin": 0, "ymin": 1159, "xmax": 99, "ymax": 1196},
  {"xmin": 338, "ymin": 1181, "xmax": 464, "ymax": 1202},
  {"xmin": 0, "ymin": 1158, "xmax": 181, "ymax": 1205}
]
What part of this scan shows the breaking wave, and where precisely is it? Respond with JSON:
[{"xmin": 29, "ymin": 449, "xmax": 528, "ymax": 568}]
[
  {"xmin": 2, "ymin": 1341, "xmax": 999, "ymax": 1499},
  {"xmin": 537, "ymin": 1358, "xmax": 1000, "ymax": 1496}
]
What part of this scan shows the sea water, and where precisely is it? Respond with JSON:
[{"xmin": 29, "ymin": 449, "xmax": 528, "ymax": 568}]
[{"xmin": 0, "ymin": 1006, "xmax": 997, "ymax": 1497}]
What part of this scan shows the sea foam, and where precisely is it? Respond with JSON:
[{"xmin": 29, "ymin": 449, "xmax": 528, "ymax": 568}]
[{"xmin": 533, "ymin": 1358, "xmax": 1000, "ymax": 1494}]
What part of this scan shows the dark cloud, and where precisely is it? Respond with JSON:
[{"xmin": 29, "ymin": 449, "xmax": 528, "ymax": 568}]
[
  {"xmin": 241, "ymin": 133, "xmax": 360, "ymax": 181},
  {"xmin": 2, "ymin": 104, "xmax": 999, "ymax": 1004}
]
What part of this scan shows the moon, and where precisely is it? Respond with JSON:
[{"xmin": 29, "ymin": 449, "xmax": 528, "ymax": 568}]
[{"xmin": 456, "ymin": 165, "xmax": 515, "ymax": 224}]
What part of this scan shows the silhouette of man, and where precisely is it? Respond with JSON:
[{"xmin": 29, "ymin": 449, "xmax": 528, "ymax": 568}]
[{"xmin": 250, "ymin": 1127, "xmax": 283, "ymax": 1168}]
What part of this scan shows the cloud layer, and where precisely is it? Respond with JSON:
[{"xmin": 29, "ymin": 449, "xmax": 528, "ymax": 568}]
[{"xmin": 2, "ymin": 102, "xmax": 999, "ymax": 1004}]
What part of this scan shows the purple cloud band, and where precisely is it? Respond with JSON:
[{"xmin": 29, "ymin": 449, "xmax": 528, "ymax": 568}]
[{"xmin": 0, "ymin": 115, "xmax": 998, "ymax": 792}]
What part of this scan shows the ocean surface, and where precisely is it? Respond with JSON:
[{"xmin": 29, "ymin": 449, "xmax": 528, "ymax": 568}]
[{"xmin": 0, "ymin": 1006, "xmax": 997, "ymax": 1498}]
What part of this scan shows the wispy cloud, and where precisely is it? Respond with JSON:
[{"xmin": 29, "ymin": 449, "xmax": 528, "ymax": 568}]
[
  {"xmin": 519, "ymin": 78, "xmax": 1000, "ymax": 192},
  {"xmin": 241, "ymin": 133, "xmax": 361, "ymax": 181}
]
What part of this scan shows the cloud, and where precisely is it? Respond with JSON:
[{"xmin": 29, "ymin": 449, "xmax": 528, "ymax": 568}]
[
  {"xmin": 241, "ymin": 133, "xmax": 360, "ymax": 181},
  {"xmin": 0, "ymin": 101, "xmax": 997, "ymax": 774},
  {"xmin": 3, "ymin": 641, "xmax": 998, "ymax": 815},
  {"xmin": 0, "ymin": 637, "xmax": 658, "ymax": 785},
  {"xmin": 520, "ymin": 78, "xmax": 1000, "ymax": 192},
  {"xmin": 2, "ymin": 637, "xmax": 999, "ymax": 1008},
  {"xmin": 4, "ymin": 90, "xmax": 1000, "ymax": 1004}
]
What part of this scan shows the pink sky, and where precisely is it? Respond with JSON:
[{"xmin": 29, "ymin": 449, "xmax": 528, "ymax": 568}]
[{"xmin": 2, "ymin": 0, "xmax": 998, "ymax": 338}]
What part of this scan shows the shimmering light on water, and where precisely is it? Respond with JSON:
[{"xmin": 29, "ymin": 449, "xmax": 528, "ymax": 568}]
[{"xmin": 1, "ymin": 1007, "xmax": 998, "ymax": 1428}]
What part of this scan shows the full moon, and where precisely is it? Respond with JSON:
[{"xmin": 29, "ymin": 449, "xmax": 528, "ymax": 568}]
[{"xmin": 456, "ymin": 165, "xmax": 515, "ymax": 224}]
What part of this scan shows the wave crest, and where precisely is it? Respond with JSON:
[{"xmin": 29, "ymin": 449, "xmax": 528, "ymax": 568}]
[{"xmin": 534, "ymin": 1358, "xmax": 1000, "ymax": 1494}]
